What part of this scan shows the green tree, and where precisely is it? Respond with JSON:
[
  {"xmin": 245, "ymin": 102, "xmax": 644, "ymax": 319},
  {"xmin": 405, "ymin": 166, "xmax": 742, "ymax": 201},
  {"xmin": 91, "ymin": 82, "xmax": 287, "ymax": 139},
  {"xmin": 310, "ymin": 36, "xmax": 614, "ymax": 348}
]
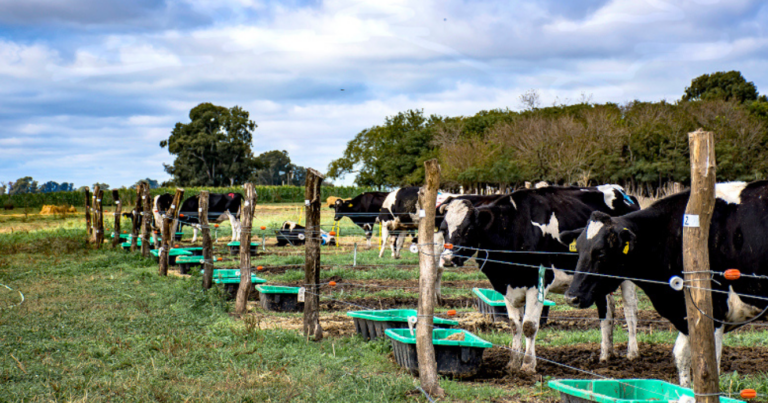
[
  {"xmin": 92, "ymin": 182, "xmax": 110, "ymax": 190},
  {"xmin": 683, "ymin": 71, "xmax": 759, "ymax": 103},
  {"xmin": 327, "ymin": 110, "xmax": 440, "ymax": 187},
  {"xmin": 161, "ymin": 103, "xmax": 257, "ymax": 186},
  {"xmin": 133, "ymin": 178, "xmax": 160, "ymax": 189},
  {"xmin": 252, "ymin": 150, "xmax": 305, "ymax": 185},
  {"xmin": 10, "ymin": 177, "xmax": 38, "ymax": 194}
]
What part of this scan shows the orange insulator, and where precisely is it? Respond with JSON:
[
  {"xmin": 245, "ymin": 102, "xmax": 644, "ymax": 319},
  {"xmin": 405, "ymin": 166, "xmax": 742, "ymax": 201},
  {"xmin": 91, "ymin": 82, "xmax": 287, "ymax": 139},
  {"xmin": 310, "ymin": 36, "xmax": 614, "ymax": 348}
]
[
  {"xmin": 260, "ymin": 226, "xmax": 266, "ymax": 230},
  {"xmin": 329, "ymin": 231, "xmax": 336, "ymax": 236},
  {"xmin": 444, "ymin": 243, "xmax": 454, "ymax": 250},
  {"xmin": 724, "ymin": 269, "xmax": 741, "ymax": 281},
  {"xmin": 329, "ymin": 281, "xmax": 337, "ymax": 287},
  {"xmin": 214, "ymin": 224, "xmax": 219, "ymax": 228},
  {"xmin": 179, "ymin": 214, "xmax": 184, "ymax": 218},
  {"xmin": 741, "ymin": 389, "xmax": 757, "ymax": 399},
  {"xmin": 256, "ymin": 266, "xmax": 264, "ymax": 271},
  {"xmin": 217, "ymin": 257, "xmax": 223, "ymax": 261},
  {"xmin": 447, "ymin": 310, "xmax": 457, "ymax": 316}
]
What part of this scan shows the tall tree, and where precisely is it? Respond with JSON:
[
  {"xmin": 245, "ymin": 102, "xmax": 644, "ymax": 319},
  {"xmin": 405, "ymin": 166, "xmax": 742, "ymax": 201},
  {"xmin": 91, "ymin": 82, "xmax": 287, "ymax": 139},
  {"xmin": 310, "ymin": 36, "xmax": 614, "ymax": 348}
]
[
  {"xmin": 9, "ymin": 177, "xmax": 38, "ymax": 194},
  {"xmin": 683, "ymin": 71, "xmax": 759, "ymax": 103},
  {"xmin": 133, "ymin": 178, "xmax": 160, "ymax": 189},
  {"xmin": 252, "ymin": 150, "xmax": 305, "ymax": 185},
  {"xmin": 161, "ymin": 103, "xmax": 257, "ymax": 186}
]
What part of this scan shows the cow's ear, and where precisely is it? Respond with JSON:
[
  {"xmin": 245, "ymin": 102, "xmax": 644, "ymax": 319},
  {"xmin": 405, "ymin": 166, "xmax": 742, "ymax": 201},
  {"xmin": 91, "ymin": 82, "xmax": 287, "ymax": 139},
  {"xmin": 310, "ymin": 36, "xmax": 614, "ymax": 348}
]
[
  {"xmin": 618, "ymin": 227, "xmax": 636, "ymax": 255},
  {"xmin": 559, "ymin": 228, "xmax": 583, "ymax": 248},
  {"xmin": 438, "ymin": 197, "xmax": 454, "ymax": 214},
  {"xmin": 590, "ymin": 210, "xmax": 612, "ymax": 224}
]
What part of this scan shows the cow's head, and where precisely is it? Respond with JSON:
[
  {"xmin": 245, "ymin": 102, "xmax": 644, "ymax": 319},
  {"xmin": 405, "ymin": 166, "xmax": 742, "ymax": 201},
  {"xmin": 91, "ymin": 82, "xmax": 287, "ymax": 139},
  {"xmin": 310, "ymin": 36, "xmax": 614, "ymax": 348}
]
[
  {"xmin": 561, "ymin": 211, "xmax": 636, "ymax": 309},
  {"xmin": 438, "ymin": 198, "xmax": 497, "ymax": 267},
  {"xmin": 333, "ymin": 198, "xmax": 351, "ymax": 221}
]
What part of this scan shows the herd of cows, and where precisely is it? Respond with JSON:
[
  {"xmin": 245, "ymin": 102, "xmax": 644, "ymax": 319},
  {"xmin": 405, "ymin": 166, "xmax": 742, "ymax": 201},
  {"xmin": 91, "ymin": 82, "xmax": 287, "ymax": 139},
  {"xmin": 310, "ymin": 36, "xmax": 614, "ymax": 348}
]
[{"xmin": 140, "ymin": 181, "xmax": 768, "ymax": 387}]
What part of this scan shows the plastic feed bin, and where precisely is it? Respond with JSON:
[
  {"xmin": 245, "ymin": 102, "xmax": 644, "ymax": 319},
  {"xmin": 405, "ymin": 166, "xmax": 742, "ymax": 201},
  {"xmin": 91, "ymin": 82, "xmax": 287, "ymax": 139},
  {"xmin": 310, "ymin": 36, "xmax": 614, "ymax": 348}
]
[
  {"xmin": 255, "ymin": 285, "xmax": 303, "ymax": 312},
  {"xmin": 385, "ymin": 328, "xmax": 492, "ymax": 378},
  {"xmin": 150, "ymin": 248, "xmax": 192, "ymax": 265},
  {"xmin": 548, "ymin": 379, "xmax": 744, "ymax": 403},
  {"xmin": 472, "ymin": 287, "xmax": 555, "ymax": 326},
  {"xmin": 207, "ymin": 269, "xmax": 267, "ymax": 298},
  {"xmin": 346, "ymin": 309, "xmax": 459, "ymax": 341},
  {"xmin": 176, "ymin": 255, "xmax": 211, "ymax": 274},
  {"xmin": 226, "ymin": 241, "xmax": 260, "ymax": 256}
]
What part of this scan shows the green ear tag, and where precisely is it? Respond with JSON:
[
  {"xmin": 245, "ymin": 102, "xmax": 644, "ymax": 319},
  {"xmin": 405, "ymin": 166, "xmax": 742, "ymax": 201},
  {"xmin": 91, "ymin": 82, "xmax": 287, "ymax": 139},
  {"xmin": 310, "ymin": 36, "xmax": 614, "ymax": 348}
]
[
  {"xmin": 537, "ymin": 265, "xmax": 546, "ymax": 303},
  {"xmin": 623, "ymin": 242, "xmax": 629, "ymax": 255},
  {"xmin": 569, "ymin": 240, "xmax": 577, "ymax": 252}
]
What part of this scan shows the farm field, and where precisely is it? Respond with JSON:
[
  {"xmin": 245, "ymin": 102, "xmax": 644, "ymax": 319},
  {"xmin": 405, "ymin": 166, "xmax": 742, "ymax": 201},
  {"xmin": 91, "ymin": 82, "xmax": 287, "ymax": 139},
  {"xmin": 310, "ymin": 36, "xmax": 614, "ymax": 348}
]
[{"xmin": 2, "ymin": 204, "xmax": 768, "ymax": 402}]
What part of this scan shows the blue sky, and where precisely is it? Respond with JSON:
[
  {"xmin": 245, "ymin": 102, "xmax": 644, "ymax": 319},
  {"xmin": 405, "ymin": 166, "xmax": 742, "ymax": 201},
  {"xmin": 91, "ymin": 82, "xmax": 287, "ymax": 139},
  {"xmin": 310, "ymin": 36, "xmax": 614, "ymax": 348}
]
[{"xmin": 1, "ymin": 0, "xmax": 767, "ymax": 188}]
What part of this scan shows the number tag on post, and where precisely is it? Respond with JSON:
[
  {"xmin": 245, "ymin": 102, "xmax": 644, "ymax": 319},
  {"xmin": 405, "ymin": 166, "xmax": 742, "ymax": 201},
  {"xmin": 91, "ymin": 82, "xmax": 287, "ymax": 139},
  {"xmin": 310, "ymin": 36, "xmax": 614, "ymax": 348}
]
[
  {"xmin": 298, "ymin": 287, "xmax": 306, "ymax": 302},
  {"xmin": 683, "ymin": 214, "xmax": 700, "ymax": 227},
  {"xmin": 537, "ymin": 265, "xmax": 546, "ymax": 303},
  {"xmin": 419, "ymin": 209, "xmax": 426, "ymax": 218}
]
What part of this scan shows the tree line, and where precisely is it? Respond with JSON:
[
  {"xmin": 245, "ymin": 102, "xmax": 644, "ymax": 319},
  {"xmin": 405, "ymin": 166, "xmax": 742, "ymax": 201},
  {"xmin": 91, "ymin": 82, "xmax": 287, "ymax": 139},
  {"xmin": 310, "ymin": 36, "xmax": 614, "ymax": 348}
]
[{"xmin": 327, "ymin": 71, "xmax": 768, "ymax": 196}]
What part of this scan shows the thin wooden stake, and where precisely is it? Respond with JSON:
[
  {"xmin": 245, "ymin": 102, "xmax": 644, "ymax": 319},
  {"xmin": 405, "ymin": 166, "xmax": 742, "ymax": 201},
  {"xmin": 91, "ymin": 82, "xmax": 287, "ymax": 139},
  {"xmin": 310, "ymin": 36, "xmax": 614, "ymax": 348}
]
[
  {"xmin": 84, "ymin": 187, "xmax": 91, "ymax": 243},
  {"xmin": 95, "ymin": 189, "xmax": 104, "ymax": 248},
  {"xmin": 111, "ymin": 190, "xmax": 122, "ymax": 248},
  {"xmin": 303, "ymin": 168, "xmax": 324, "ymax": 341},
  {"xmin": 159, "ymin": 188, "xmax": 184, "ymax": 276},
  {"xmin": 683, "ymin": 128, "xmax": 719, "ymax": 403},
  {"xmin": 235, "ymin": 184, "xmax": 256, "ymax": 313},
  {"xmin": 200, "ymin": 190, "xmax": 214, "ymax": 290},
  {"xmin": 141, "ymin": 185, "xmax": 152, "ymax": 258},
  {"xmin": 416, "ymin": 159, "xmax": 445, "ymax": 398}
]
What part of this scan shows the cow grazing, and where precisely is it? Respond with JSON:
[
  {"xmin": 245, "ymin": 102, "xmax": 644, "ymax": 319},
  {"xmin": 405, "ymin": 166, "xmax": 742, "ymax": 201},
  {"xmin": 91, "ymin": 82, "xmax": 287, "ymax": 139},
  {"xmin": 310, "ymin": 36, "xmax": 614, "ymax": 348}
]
[
  {"xmin": 439, "ymin": 185, "xmax": 641, "ymax": 373},
  {"xmin": 176, "ymin": 193, "xmax": 243, "ymax": 242},
  {"xmin": 561, "ymin": 181, "xmax": 768, "ymax": 387},
  {"xmin": 332, "ymin": 192, "xmax": 388, "ymax": 247}
]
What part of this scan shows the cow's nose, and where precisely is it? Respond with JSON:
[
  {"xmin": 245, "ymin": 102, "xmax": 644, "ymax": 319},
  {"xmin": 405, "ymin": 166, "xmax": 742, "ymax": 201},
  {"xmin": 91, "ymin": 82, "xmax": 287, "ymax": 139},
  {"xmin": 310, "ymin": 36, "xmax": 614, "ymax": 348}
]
[{"xmin": 564, "ymin": 293, "xmax": 580, "ymax": 308}]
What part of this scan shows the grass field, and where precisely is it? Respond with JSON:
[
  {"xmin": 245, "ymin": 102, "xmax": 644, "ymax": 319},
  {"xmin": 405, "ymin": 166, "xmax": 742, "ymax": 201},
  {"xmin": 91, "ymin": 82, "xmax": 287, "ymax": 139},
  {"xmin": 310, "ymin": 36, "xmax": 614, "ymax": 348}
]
[{"xmin": 2, "ymin": 205, "xmax": 767, "ymax": 402}]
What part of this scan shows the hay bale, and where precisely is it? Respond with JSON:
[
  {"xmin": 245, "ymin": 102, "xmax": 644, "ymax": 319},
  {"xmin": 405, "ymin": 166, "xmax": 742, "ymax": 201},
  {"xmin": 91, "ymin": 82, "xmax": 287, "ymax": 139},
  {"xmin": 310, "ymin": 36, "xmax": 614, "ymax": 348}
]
[
  {"xmin": 326, "ymin": 196, "xmax": 342, "ymax": 208},
  {"xmin": 68, "ymin": 205, "xmax": 77, "ymax": 213},
  {"xmin": 40, "ymin": 205, "xmax": 69, "ymax": 215}
]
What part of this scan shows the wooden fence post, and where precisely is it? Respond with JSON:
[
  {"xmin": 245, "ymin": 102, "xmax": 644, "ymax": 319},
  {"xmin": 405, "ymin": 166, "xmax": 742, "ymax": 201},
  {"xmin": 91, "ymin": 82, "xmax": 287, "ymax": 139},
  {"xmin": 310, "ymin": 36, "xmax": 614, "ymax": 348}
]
[
  {"xmin": 683, "ymin": 129, "xmax": 719, "ymax": 402},
  {"xmin": 141, "ymin": 185, "xmax": 152, "ymax": 258},
  {"xmin": 95, "ymin": 189, "xmax": 104, "ymax": 247},
  {"xmin": 91, "ymin": 185, "xmax": 100, "ymax": 243},
  {"xmin": 84, "ymin": 187, "xmax": 92, "ymax": 243},
  {"xmin": 111, "ymin": 190, "xmax": 122, "ymax": 248},
  {"xmin": 235, "ymin": 184, "xmax": 256, "ymax": 313},
  {"xmin": 159, "ymin": 188, "xmax": 184, "ymax": 276},
  {"xmin": 200, "ymin": 190, "xmax": 214, "ymax": 290},
  {"xmin": 303, "ymin": 168, "xmax": 324, "ymax": 341},
  {"xmin": 416, "ymin": 159, "xmax": 444, "ymax": 398},
  {"xmin": 130, "ymin": 184, "xmax": 142, "ymax": 252}
]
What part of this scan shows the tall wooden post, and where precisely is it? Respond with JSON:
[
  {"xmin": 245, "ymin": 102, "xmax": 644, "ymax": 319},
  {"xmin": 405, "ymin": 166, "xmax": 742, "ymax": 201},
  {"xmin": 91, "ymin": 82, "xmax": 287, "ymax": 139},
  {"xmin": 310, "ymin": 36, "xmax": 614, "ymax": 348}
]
[
  {"xmin": 235, "ymin": 184, "xmax": 256, "ymax": 313},
  {"xmin": 130, "ymin": 184, "xmax": 142, "ymax": 252},
  {"xmin": 303, "ymin": 168, "xmax": 324, "ymax": 341},
  {"xmin": 111, "ymin": 190, "xmax": 122, "ymax": 248},
  {"xmin": 84, "ymin": 187, "xmax": 92, "ymax": 243},
  {"xmin": 683, "ymin": 128, "xmax": 719, "ymax": 403},
  {"xmin": 416, "ymin": 159, "xmax": 444, "ymax": 397},
  {"xmin": 141, "ymin": 185, "xmax": 152, "ymax": 258},
  {"xmin": 91, "ymin": 185, "xmax": 100, "ymax": 243},
  {"xmin": 95, "ymin": 189, "xmax": 105, "ymax": 247},
  {"xmin": 200, "ymin": 190, "xmax": 214, "ymax": 290},
  {"xmin": 159, "ymin": 188, "xmax": 184, "ymax": 276}
]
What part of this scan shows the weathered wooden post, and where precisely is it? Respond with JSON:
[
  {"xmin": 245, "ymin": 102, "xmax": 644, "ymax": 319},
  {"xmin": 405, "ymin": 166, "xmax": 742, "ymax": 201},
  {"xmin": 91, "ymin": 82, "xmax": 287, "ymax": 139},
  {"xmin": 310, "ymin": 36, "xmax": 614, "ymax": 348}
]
[
  {"xmin": 130, "ymin": 184, "xmax": 142, "ymax": 252},
  {"xmin": 159, "ymin": 188, "xmax": 184, "ymax": 276},
  {"xmin": 303, "ymin": 168, "xmax": 324, "ymax": 341},
  {"xmin": 235, "ymin": 184, "xmax": 256, "ymax": 313},
  {"xmin": 95, "ymin": 189, "xmax": 105, "ymax": 247},
  {"xmin": 91, "ymin": 185, "xmax": 100, "ymax": 243},
  {"xmin": 683, "ymin": 129, "xmax": 719, "ymax": 402},
  {"xmin": 111, "ymin": 190, "xmax": 122, "ymax": 248},
  {"xmin": 416, "ymin": 159, "xmax": 444, "ymax": 397},
  {"xmin": 141, "ymin": 185, "xmax": 152, "ymax": 258},
  {"xmin": 84, "ymin": 187, "xmax": 92, "ymax": 243},
  {"xmin": 200, "ymin": 190, "xmax": 214, "ymax": 290}
]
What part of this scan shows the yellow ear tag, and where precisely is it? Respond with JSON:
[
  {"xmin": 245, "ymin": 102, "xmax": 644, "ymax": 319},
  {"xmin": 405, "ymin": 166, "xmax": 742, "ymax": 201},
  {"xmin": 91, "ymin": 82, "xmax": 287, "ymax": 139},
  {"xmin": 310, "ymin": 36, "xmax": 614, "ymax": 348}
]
[
  {"xmin": 569, "ymin": 240, "xmax": 577, "ymax": 252},
  {"xmin": 623, "ymin": 242, "xmax": 629, "ymax": 255},
  {"xmin": 348, "ymin": 203, "xmax": 353, "ymax": 207}
]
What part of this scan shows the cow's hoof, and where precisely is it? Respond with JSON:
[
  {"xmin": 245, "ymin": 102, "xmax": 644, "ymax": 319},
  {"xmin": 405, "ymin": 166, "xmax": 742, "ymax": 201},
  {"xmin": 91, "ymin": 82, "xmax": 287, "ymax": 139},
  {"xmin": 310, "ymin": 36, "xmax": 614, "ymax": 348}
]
[
  {"xmin": 520, "ymin": 362, "xmax": 537, "ymax": 374},
  {"xmin": 508, "ymin": 353, "xmax": 523, "ymax": 369}
]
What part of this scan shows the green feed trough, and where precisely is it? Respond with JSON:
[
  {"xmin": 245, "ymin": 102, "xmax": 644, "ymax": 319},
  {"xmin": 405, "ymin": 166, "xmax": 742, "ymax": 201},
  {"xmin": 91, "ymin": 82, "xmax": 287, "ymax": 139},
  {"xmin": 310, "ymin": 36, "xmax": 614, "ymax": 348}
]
[
  {"xmin": 149, "ymin": 248, "xmax": 192, "ymax": 265},
  {"xmin": 472, "ymin": 287, "xmax": 555, "ymax": 324},
  {"xmin": 385, "ymin": 328, "xmax": 492, "ymax": 378},
  {"xmin": 347, "ymin": 309, "xmax": 459, "ymax": 341},
  {"xmin": 548, "ymin": 379, "xmax": 744, "ymax": 403},
  {"xmin": 227, "ymin": 241, "xmax": 260, "ymax": 256},
  {"xmin": 255, "ymin": 285, "xmax": 303, "ymax": 312}
]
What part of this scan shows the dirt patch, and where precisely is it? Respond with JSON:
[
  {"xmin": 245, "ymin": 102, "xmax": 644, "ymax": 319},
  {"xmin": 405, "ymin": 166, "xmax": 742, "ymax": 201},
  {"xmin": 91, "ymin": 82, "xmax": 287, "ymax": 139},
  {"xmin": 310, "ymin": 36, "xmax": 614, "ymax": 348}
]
[{"xmin": 247, "ymin": 311, "xmax": 356, "ymax": 338}]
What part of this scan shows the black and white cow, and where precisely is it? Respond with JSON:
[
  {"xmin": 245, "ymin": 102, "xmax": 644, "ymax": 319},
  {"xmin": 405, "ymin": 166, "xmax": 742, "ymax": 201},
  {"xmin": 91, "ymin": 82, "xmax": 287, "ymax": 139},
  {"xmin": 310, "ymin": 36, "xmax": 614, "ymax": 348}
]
[
  {"xmin": 378, "ymin": 187, "xmax": 422, "ymax": 258},
  {"xmin": 561, "ymin": 181, "xmax": 768, "ymax": 387},
  {"xmin": 332, "ymin": 192, "xmax": 388, "ymax": 247},
  {"xmin": 176, "ymin": 192, "xmax": 243, "ymax": 242},
  {"xmin": 439, "ymin": 185, "xmax": 641, "ymax": 373}
]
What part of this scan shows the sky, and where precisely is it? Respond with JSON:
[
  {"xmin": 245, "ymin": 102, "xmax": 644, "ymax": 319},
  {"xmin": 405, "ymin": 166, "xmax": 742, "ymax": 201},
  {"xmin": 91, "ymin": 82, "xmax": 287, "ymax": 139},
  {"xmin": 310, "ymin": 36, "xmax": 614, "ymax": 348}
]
[{"xmin": 1, "ymin": 0, "xmax": 767, "ymax": 188}]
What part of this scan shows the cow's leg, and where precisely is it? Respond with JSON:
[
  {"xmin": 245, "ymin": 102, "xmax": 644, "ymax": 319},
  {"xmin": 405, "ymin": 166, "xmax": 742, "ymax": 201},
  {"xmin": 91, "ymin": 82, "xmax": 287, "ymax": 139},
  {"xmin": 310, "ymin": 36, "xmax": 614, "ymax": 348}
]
[
  {"xmin": 393, "ymin": 230, "xmax": 406, "ymax": 258},
  {"xmin": 597, "ymin": 294, "xmax": 615, "ymax": 362},
  {"xmin": 433, "ymin": 232, "xmax": 445, "ymax": 306},
  {"xmin": 504, "ymin": 286, "xmax": 526, "ymax": 370},
  {"xmin": 363, "ymin": 224, "xmax": 373, "ymax": 248},
  {"xmin": 621, "ymin": 281, "xmax": 639, "ymax": 360},
  {"xmin": 378, "ymin": 223, "xmax": 390, "ymax": 258},
  {"xmin": 673, "ymin": 332, "xmax": 692, "ymax": 387},
  {"xmin": 226, "ymin": 211, "xmax": 241, "ymax": 240},
  {"xmin": 191, "ymin": 226, "xmax": 198, "ymax": 243},
  {"xmin": 520, "ymin": 287, "xmax": 546, "ymax": 373}
]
